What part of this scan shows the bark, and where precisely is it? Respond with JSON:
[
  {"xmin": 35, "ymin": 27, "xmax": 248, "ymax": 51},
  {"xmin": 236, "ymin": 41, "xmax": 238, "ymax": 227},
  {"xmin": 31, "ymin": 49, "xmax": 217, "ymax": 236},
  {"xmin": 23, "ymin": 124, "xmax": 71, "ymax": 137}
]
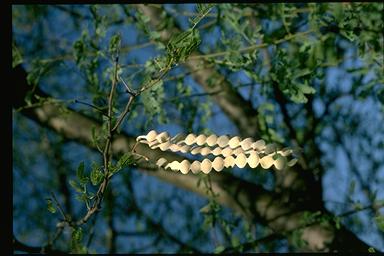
[{"xmin": 13, "ymin": 65, "xmax": 374, "ymax": 252}]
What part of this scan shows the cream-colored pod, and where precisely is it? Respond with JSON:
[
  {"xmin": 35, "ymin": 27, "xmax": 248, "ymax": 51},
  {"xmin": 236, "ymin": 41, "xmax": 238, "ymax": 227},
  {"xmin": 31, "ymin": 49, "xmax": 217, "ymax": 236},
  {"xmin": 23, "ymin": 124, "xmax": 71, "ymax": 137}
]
[
  {"xmin": 222, "ymin": 147, "xmax": 233, "ymax": 157},
  {"xmin": 224, "ymin": 155, "xmax": 235, "ymax": 168},
  {"xmin": 264, "ymin": 143, "xmax": 277, "ymax": 154},
  {"xmin": 190, "ymin": 160, "xmax": 201, "ymax": 174},
  {"xmin": 206, "ymin": 134, "xmax": 218, "ymax": 147},
  {"xmin": 240, "ymin": 138, "xmax": 253, "ymax": 151},
  {"xmin": 235, "ymin": 153, "xmax": 247, "ymax": 168},
  {"xmin": 184, "ymin": 134, "xmax": 196, "ymax": 145},
  {"xmin": 287, "ymin": 158, "xmax": 298, "ymax": 167},
  {"xmin": 179, "ymin": 145, "xmax": 190, "ymax": 153},
  {"xmin": 212, "ymin": 157, "xmax": 224, "ymax": 172},
  {"xmin": 232, "ymin": 147, "xmax": 244, "ymax": 156},
  {"xmin": 166, "ymin": 161, "xmax": 181, "ymax": 171},
  {"xmin": 217, "ymin": 135, "xmax": 229, "ymax": 148},
  {"xmin": 228, "ymin": 136, "xmax": 241, "ymax": 149},
  {"xmin": 137, "ymin": 130, "xmax": 157, "ymax": 142},
  {"xmin": 190, "ymin": 146, "xmax": 202, "ymax": 155},
  {"xmin": 252, "ymin": 139, "xmax": 266, "ymax": 150},
  {"xmin": 156, "ymin": 131, "xmax": 170, "ymax": 143},
  {"xmin": 158, "ymin": 141, "xmax": 171, "ymax": 151},
  {"xmin": 260, "ymin": 154, "xmax": 274, "ymax": 169},
  {"xmin": 201, "ymin": 159, "xmax": 212, "ymax": 174},
  {"xmin": 212, "ymin": 147, "xmax": 222, "ymax": 156},
  {"xmin": 196, "ymin": 134, "xmax": 207, "ymax": 146},
  {"xmin": 247, "ymin": 152, "xmax": 260, "ymax": 168},
  {"xmin": 156, "ymin": 158, "xmax": 168, "ymax": 168},
  {"xmin": 201, "ymin": 147, "xmax": 211, "ymax": 156},
  {"xmin": 179, "ymin": 160, "xmax": 191, "ymax": 174},
  {"xmin": 169, "ymin": 144, "xmax": 180, "ymax": 152},
  {"xmin": 273, "ymin": 155, "xmax": 287, "ymax": 170}
]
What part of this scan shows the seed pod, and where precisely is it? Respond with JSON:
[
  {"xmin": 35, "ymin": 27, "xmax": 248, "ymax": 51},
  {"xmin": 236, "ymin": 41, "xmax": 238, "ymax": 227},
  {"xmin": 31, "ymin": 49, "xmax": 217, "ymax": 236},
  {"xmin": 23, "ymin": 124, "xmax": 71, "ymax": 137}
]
[
  {"xmin": 228, "ymin": 136, "xmax": 241, "ymax": 149},
  {"xmin": 196, "ymin": 134, "xmax": 207, "ymax": 146},
  {"xmin": 222, "ymin": 147, "xmax": 233, "ymax": 157},
  {"xmin": 206, "ymin": 134, "xmax": 218, "ymax": 147},
  {"xmin": 158, "ymin": 141, "xmax": 171, "ymax": 151},
  {"xmin": 179, "ymin": 145, "xmax": 190, "ymax": 153},
  {"xmin": 235, "ymin": 153, "xmax": 247, "ymax": 168},
  {"xmin": 273, "ymin": 154, "xmax": 287, "ymax": 170},
  {"xmin": 217, "ymin": 135, "xmax": 229, "ymax": 148},
  {"xmin": 201, "ymin": 147, "xmax": 211, "ymax": 156},
  {"xmin": 169, "ymin": 144, "xmax": 180, "ymax": 152},
  {"xmin": 287, "ymin": 158, "xmax": 298, "ymax": 167},
  {"xmin": 212, "ymin": 147, "xmax": 222, "ymax": 156},
  {"xmin": 190, "ymin": 160, "xmax": 201, "ymax": 174},
  {"xmin": 260, "ymin": 154, "xmax": 274, "ymax": 169},
  {"xmin": 146, "ymin": 130, "xmax": 158, "ymax": 142},
  {"xmin": 264, "ymin": 143, "xmax": 277, "ymax": 154},
  {"xmin": 179, "ymin": 159, "xmax": 190, "ymax": 174},
  {"xmin": 201, "ymin": 159, "xmax": 212, "ymax": 174},
  {"xmin": 170, "ymin": 133, "xmax": 185, "ymax": 144},
  {"xmin": 247, "ymin": 152, "xmax": 259, "ymax": 168},
  {"xmin": 190, "ymin": 146, "xmax": 202, "ymax": 155},
  {"xmin": 224, "ymin": 155, "xmax": 235, "ymax": 168},
  {"xmin": 166, "ymin": 161, "xmax": 180, "ymax": 171},
  {"xmin": 157, "ymin": 131, "xmax": 170, "ymax": 143},
  {"xmin": 156, "ymin": 158, "xmax": 168, "ymax": 168},
  {"xmin": 232, "ymin": 147, "xmax": 244, "ymax": 156},
  {"xmin": 212, "ymin": 157, "xmax": 224, "ymax": 172},
  {"xmin": 148, "ymin": 140, "xmax": 160, "ymax": 149},
  {"xmin": 184, "ymin": 134, "xmax": 196, "ymax": 145},
  {"xmin": 240, "ymin": 138, "xmax": 253, "ymax": 151},
  {"xmin": 252, "ymin": 139, "xmax": 266, "ymax": 150}
]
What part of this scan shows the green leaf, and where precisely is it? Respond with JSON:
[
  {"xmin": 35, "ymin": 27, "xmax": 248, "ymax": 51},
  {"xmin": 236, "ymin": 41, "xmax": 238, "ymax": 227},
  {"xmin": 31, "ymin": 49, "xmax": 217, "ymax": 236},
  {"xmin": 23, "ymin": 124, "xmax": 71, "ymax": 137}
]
[
  {"xmin": 109, "ymin": 33, "xmax": 121, "ymax": 55},
  {"xmin": 76, "ymin": 161, "xmax": 88, "ymax": 185},
  {"xmin": 90, "ymin": 164, "xmax": 104, "ymax": 186},
  {"xmin": 116, "ymin": 153, "xmax": 134, "ymax": 170},
  {"xmin": 12, "ymin": 43, "xmax": 23, "ymax": 68},
  {"xmin": 374, "ymin": 215, "xmax": 384, "ymax": 232},
  {"xmin": 368, "ymin": 247, "xmax": 376, "ymax": 253},
  {"xmin": 298, "ymin": 83, "xmax": 316, "ymax": 94},
  {"xmin": 69, "ymin": 179, "xmax": 83, "ymax": 193},
  {"xmin": 46, "ymin": 198, "xmax": 56, "ymax": 214},
  {"xmin": 214, "ymin": 245, "xmax": 225, "ymax": 254},
  {"xmin": 72, "ymin": 227, "xmax": 83, "ymax": 242}
]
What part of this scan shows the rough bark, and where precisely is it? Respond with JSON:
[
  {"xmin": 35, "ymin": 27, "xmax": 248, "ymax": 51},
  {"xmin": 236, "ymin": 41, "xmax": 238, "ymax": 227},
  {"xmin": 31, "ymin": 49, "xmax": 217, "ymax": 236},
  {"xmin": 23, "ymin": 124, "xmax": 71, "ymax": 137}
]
[{"xmin": 13, "ymin": 65, "xmax": 374, "ymax": 252}]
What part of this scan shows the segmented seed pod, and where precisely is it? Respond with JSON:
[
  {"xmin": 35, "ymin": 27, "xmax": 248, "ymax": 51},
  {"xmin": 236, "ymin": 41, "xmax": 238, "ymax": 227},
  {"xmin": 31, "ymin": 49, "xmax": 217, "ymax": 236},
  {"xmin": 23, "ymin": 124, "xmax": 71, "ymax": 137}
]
[
  {"xmin": 180, "ymin": 159, "xmax": 190, "ymax": 174},
  {"xmin": 240, "ymin": 138, "xmax": 253, "ymax": 151},
  {"xmin": 179, "ymin": 145, "xmax": 190, "ymax": 153},
  {"xmin": 212, "ymin": 157, "xmax": 224, "ymax": 172},
  {"xmin": 224, "ymin": 155, "xmax": 235, "ymax": 168},
  {"xmin": 222, "ymin": 147, "xmax": 233, "ymax": 157},
  {"xmin": 190, "ymin": 160, "xmax": 201, "ymax": 174},
  {"xmin": 280, "ymin": 148, "xmax": 293, "ymax": 157},
  {"xmin": 247, "ymin": 152, "xmax": 260, "ymax": 168},
  {"xmin": 217, "ymin": 135, "xmax": 229, "ymax": 148},
  {"xmin": 157, "ymin": 131, "xmax": 170, "ymax": 143},
  {"xmin": 170, "ymin": 133, "xmax": 185, "ymax": 144},
  {"xmin": 169, "ymin": 144, "xmax": 180, "ymax": 152},
  {"xmin": 166, "ymin": 161, "xmax": 180, "ymax": 171},
  {"xmin": 201, "ymin": 147, "xmax": 211, "ymax": 156},
  {"xmin": 206, "ymin": 134, "xmax": 218, "ymax": 147},
  {"xmin": 273, "ymin": 154, "xmax": 287, "ymax": 170},
  {"xmin": 184, "ymin": 134, "xmax": 196, "ymax": 145},
  {"xmin": 264, "ymin": 143, "xmax": 277, "ymax": 154},
  {"xmin": 252, "ymin": 139, "xmax": 266, "ymax": 150},
  {"xmin": 156, "ymin": 158, "xmax": 168, "ymax": 168},
  {"xmin": 196, "ymin": 134, "xmax": 207, "ymax": 146},
  {"xmin": 228, "ymin": 136, "xmax": 241, "ymax": 149},
  {"xmin": 201, "ymin": 159, "xmax": 212, "ymax": 174},
  {"xmin": 157, "ymin": 141, "xmax": 171, "ymax": 151},
  {"xmin": 212, "ymin": 147, "xmax": 222, "ymax": 156},
  {"xmin": 148, "ymin": 140, "xmax": 160, "ymax": 149},
  {"xmin": 260, "ymin": 154, "xmax": 274, "ymax": 169},
  {"xmin": 235, "ymin": 153, "xmax": 247, "ymax": 168},
  {"xmin": 190, "ymin": 146, "xmax": 202, "ymax": 155},
  {"xmin": 232, "ymin": 147, "xmax": 244, "ymax": 156},
  {"xmin": 287, "ymin": 158, "xmax": 298, "ymax": 167}
]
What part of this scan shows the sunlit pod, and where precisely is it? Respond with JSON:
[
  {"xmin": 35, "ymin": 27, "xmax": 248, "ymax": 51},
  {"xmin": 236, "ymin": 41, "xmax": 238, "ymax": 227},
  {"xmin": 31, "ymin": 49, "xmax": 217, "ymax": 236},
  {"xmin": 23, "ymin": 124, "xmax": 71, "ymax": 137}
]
[
  {"xmin": 156, "ymin": 141, "xmax": 171, "ymax": 151},
  {"xmin": 212, "ymin": 157, "xmax": 224, "ymax": 172},
  {"xmin": 157, "ymin": 131, "xmax": 170, "ymax": 143},
  {"xmin": 201, "ymin": 159, "xmax": 212, "ymax": 174},
  {"xmin": 235, "ymin": 153, "xmax": 247, "ymax": 168},
  {"xmin": 260, "ymin": 154, "xmax": 275, "ymax": 169},
  {"xmin": 196, "ymin": 134, "xmax": 207, "ymax": 146},
  {"xmin": 169, "ymin": 144, "xmax": 180, "ymax": 152},
  {"xmin": 240, "ymin": 138, "xmax": 254, "ymax": 151},
  {"xmin": 273, "ymin": 154, "xmax": 287, "ymax": 170},
  {"xmin": 228, "ymin": 136, "xmax": 241, "ymax": 149},
  {"xmin": 212, "ymin": 147, "xmax": 222, "ymax": 156},
  {"xmin": 179, "ymin": 159, "xmax": 190, "ymax": 174},
  {"xmin": 190, "ymin": 160, "xmax": 201, "ymax": 174},
  {"xmin": 156, "ymin": 158, "xmax": 168, "ymax": 168},
  {"xmin": 206, "ymin": 134, "xmax": 218, "ymax": 147},
  {"xmin": 264, "ymin": 143, "xmax": 277, "ymax": 154},
  {"xmin": 170, "ymin": 133, "xmax": 185, "ymax": 144},
  {"xmin": 217, "ymin": 135, "xmax": 229, "ymax": 148},
  {"xmin": 287, "ymin": 158, "xmax": 298, "ymax": 167},
  {"xmin": 201, "ymin": 147, "xmax": 211, "ymax": 156},
  {"xmin": 166, "ymin": 161, "xmax": 181, "ymax": 171},
  {"xmin": 191, "ymin": 146, "xmax": 202, "ymax": 155},
  {"xmin": 232, "ymin": 147, "xmax": 244, "ymax": 156},
  {"xmin": 224, "ymin": 155, "xmax": 235, "ymax": 168},
  {"xmin": 252, "ymin": 139, "xmax": 266, "ymax": 150},
  {"xmin": 184, "ymin": 134, "xmax": 196, "ymax": 145},
  {"xmin": 222, "ymin": 147, "xmax": 233, "ymax": 157},
  {"xmin": 247, "ymin": 152, "xmax": 260, "ymax": 168}
]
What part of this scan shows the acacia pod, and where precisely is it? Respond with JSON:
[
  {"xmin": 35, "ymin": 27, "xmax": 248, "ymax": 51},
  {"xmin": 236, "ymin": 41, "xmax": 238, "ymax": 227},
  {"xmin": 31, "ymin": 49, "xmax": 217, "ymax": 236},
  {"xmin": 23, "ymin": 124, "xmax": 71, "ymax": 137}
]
[
  {"xmin": 260, "ymin": 154, "xmax": 274, "ymax": 169},
  {"xmin": 212, "ymin": 157, "xmax": 224, "ymax": 172},
  {"xmin": 201, "ymin": 147, "xmax": 211, "ymax": 156},
  {"xmin": 212, "ymin": 147, "xmax": 222, "ymax": 156},
  {"xmin": 148, "ymin": 140, "xmax": 160, "ymax": 149},
  {"xmin": 190, "ymin": 161, "xmax": 201, "ymax": 174},
  {"xmin": 222, "ymin": 147, "xmax": 233, "ymax": 157},
  {"xmin": 264, "ymin": 143, "xmax": 277, "ymax": 154},
  {"xmin": 156, "ymin": 158, "xmax": 168, "ymax": 168},
  {"xmin": 206, "ymin": 134, "xmax": 218, "ymax": 147},
  {"xmin": 170, "ymin": 133, "xmax": 185, "ymax": 144},
  {"xmin": 235, "ymin": 153, "xmax": 247, "ymax": 168},
  {"xmin": 184, "ymin": 134, "xmax": 196, "ymax": 145},
  {"xmin": 179, "ymin": 160, "xmax": 190, "ymax": 174},
  {"xmin": 157, "ymin": 131, "xmax": 170, "ymax": 143},
  {"xmin": 240, "ymin": 138, "xmax": 253, "ymax": 151},
  {"xmin": 247, "ymin": 152, "xmax": 259, "ymax": 168},
  {"xmin": 217, "ymin": 135, "xmax": 229, "ymax": 148},
  {"xmin": 232, "ymin": 147, "xmax": 244, "ymax": 156},
  {"xmin": 273, "ymin": 154, "xmax": 287, "ymax": 170},
  {"xmin": 224, "ymin": 155, "xmax": 235, "ymax": 168},
  {"xmin": 252, "ymin": 139, "xmax": 266, "ymax": 150},
  {"xmin": 196, "ymin": 134, "xmax": 207, "ymax": 146},
  {"xmin": 190, "ymin": 146, "xmax": 202, "ymax": 155},
  {"xmin": 280, "ymin": 147, "xmax": 293, "ymax": 156},
  {"xmin": 201, "ymin": 159, "xmax": 212, "ymax": 174},
  {"xmin": 228, "ymin": 136, "xmax": 241, "ymax": 149},
  {"xmin": 180, "ymin": 145, "xmax": 190, "ymax": 153},
  {"xmin": 158, "ymin": 141, "xmax": 171, "ymax": 151},
  {"xmin": 287, "ymin": 158, "xmax": 298, "ymax": 167},
  {"xmin": 166, "ymin": 161, "xmax": 180, "ymax": 171},
  {"xmin": 169, "ymin": 144, "xmax": 180, "ymax": 152}
]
